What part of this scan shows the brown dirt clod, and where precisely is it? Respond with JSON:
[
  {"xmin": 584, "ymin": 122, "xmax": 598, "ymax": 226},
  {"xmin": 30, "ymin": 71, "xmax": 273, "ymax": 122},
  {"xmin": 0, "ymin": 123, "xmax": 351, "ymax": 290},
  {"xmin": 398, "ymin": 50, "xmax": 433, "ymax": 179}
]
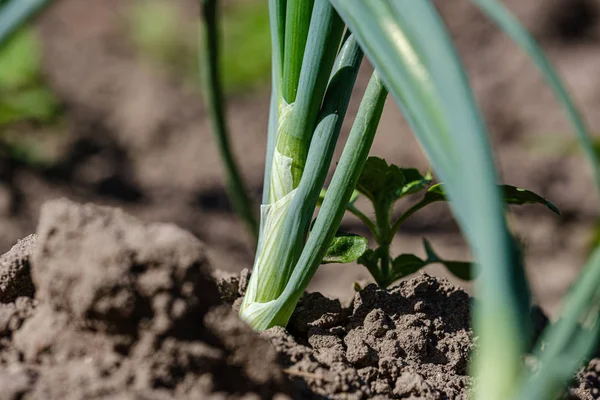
[
  {"xmin": 264, "ymin": 275, "xmax": 474, "ymax": 400},
  {"xmin": 0, "ymin": 235, "xmax": 36, "ymax": 304},
  {"xmin": 0, "ymin": 199, "xmax": 292, "ymax": 400}
]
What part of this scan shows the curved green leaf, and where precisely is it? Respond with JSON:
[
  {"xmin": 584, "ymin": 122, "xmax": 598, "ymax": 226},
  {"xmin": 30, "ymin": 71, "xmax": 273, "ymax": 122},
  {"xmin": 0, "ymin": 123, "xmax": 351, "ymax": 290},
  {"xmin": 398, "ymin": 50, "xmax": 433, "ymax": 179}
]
[
  {"xmin": 423, "ymin": 239, "xmax": 475, "ymax": 281},
  {"xmin": 518, "ymin": 247, "xmax": 600, "ymax": 400},
  {"xmin": 421, "ymin": 183, "xmax": 560, "ymax": 216},
  {"xmin": 501, "ymin": 185, "xmax": 560, "ymax": 215},
  {"xmin": 422, "ymin": 183, "xmax": 446, "ymax": 203},
  {"xmin": 200, "ymin": 0, "xmax": 259, "ymax": 241},
  {"xmin": 391, "ymin": 253, "xmax": 426, "ymax": 281},
  {"xmin": 356, "ymin": 156, "xmax": 431, "ymax": 207},
  {"xmin": 443, "ymin": 261, "xmax": 474, "ymax": 281},
  {"xmin": 472, "ymin": 0, "xmax": 600, "ymax": 198},
  {"xmin": 400, "ymin": 168, "xmax": 432, "ymax": 197},
  {"xmin": 356, "ymin": 156, "xmax": 404, "ymax": 203}
]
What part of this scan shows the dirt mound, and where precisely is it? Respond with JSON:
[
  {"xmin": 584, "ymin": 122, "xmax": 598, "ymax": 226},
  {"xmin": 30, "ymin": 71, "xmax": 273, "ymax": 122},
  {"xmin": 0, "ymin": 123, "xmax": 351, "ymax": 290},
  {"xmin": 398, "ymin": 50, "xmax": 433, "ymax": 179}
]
[
  {"xmin": 0, "ymin": 199, "xmax": 598, "ymax": 399},
  {"xmin": 263, "ymin": 277, "xmax": 473, "ymax": 400},
  {"xmin": 0, "ymin": 199, "xmax": 290, "ymax": 400},
  {"xmin": 223, "ymin": 271, "xmax": 599, "ymax": 400}
]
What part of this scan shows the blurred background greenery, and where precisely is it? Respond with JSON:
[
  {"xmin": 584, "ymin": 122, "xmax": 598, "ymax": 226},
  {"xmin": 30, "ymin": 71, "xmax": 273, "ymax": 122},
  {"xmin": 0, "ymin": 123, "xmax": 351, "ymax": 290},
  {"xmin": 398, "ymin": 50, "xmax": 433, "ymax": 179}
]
[
  {"xmin": 127, "ymin": 0, "xmax": 270, "ymax": 93},
  {"xmin": 0, "ymin": 0, "xmax": 271, "ymax": 166},
  {"xmin": 0, "ymin": 28, "xmax": 59, "ymax": 126}
]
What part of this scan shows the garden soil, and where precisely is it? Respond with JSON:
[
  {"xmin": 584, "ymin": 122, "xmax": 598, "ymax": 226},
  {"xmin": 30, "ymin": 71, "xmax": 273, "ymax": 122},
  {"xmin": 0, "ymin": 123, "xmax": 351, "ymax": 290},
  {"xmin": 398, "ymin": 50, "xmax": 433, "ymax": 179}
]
[{"xmin": 0, "ymin": 199, "xmax": 596, "ymax": 399}]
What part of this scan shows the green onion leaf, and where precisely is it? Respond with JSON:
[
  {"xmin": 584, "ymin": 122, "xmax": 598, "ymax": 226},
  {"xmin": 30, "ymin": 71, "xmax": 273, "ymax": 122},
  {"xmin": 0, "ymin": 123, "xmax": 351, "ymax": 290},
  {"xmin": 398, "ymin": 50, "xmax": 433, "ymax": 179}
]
[
  {"xmin": 518, "ymin": 246, "xmax": 600, "ymax": 400},
  {"xmin": 471, "ymin": 0, "xmax": 600, "ymax": 198},
  {"xmin": 330, "ymin": 2, "xmax": 529, "ymax": 398}
]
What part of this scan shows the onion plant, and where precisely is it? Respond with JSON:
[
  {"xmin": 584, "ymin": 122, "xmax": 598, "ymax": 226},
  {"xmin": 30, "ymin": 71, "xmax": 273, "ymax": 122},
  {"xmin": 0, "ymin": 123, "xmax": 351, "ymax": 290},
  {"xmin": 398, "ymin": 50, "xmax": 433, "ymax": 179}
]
[
  {"xmin": 343, "ymin": 156, "xmax": 559, "ymax": 288},
  {"xmin": 202, "ymin": 1, "xmax": 600, "ymax": 399}
]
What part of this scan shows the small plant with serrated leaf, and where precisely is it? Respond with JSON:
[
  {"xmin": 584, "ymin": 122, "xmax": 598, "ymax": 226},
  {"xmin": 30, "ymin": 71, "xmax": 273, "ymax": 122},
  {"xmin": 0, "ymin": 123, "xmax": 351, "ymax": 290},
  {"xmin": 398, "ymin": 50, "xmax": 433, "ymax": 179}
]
[{"xmin": 330, "ymin": 156, "xmax": 560, "ymax": 288}]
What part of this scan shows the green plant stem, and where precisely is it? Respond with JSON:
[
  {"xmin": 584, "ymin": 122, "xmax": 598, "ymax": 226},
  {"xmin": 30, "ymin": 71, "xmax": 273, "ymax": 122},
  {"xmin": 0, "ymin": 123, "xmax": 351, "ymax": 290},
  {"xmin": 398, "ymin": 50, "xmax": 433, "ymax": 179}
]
[
  {"xmin": 347, "ymin": 204, "xmax": 378, "ymax": 239},
  {"xmin": 276, "ymin": 0, "xmax": 345, "ymax": 188},
  {"xmin": 373, "ymin": 200, "xmax": 395, "ymax": 283},
  {"xmin": 269, "ymin": 0, "xmax": 286, "ymax": 98},
  {"xmin": 379, "ymin": 243, "xmax": 391, "ymax": 282},
  {"xmin": 390, "ymin": 197, "xmax": 440, "ymax": 235},
  {"xmin": 263, "ymin": 0, "xmax": 287, "ymax": 204},
  {"xmin": 282, "ymin": 0, "xmax": 313, "ymax": 103},
  {"xmin": 0, "ymin": 0, "xmax": 50, "ymax": 46},
  {"xmin": 200, "ymin": 0, "xmax": 258, "ymax": 242},
  {"xmin": 374, "ymin": 202, "xmax": 392, "ymax": 241}
]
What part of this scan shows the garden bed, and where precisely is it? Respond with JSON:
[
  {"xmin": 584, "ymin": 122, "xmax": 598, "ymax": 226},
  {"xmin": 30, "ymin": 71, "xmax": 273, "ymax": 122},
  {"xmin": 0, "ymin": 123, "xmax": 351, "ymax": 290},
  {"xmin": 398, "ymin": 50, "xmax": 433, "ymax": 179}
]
[{"xmin": 0, "ymin": 200, "xmax": 596, "ymax": 399}]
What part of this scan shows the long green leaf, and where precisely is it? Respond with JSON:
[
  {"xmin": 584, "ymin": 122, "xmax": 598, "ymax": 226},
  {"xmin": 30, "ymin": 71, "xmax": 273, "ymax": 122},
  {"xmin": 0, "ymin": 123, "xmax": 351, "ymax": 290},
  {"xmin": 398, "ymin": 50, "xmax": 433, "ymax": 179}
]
[
  {"xmin": 276, "ymin": 0, "xmax": 344, "ymax": 188},
  {"xmin": 472, "ymin": 0, "xmax": 600, "ymax": 198},
  {"xmin": 329, "ymin": 2, "xmax": 529, "ymax": 399},
  {"xmin": 200, "ymin": 0, "xmax": 258, "ymax": 241},
  {"xmin": 262, "ymin": 0, "xmax": 287, "ymax": 203},
  {"xmin": 269, "ymin": 0, "xmax": 286, "ymax": 99},
  {"xmin": 282, "ymin": 0, "xmax": 313, "ymax": 103}
]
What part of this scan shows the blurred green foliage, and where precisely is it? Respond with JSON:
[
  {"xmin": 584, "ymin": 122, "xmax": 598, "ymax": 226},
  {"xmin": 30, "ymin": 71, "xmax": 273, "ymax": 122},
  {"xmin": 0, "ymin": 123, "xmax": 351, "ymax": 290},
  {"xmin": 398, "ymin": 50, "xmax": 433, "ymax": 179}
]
[
  {"xmin": 128, "ymin": 0, "xmax": 195, "ymax": 79},
  {"xmin": 0, "ymin": 27, "xmax": 59, "ymax": 125},
  {"xmin": 128, "ymin": 0, "xmax": 271, "ymax": 94},
  {"xmin": 588, "ymin": 140, "xmax": 600, "ymax": 252},
  {"xmin": 221, "ymin": 1, "xmax": 271, "ymax": 92}
]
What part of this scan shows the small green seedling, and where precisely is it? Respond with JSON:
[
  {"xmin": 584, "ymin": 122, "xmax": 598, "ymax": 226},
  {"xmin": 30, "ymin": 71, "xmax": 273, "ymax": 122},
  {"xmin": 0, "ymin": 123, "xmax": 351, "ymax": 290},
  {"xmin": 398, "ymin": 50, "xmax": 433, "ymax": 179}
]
[{"xmin": 325, "ymin": 156, "xmax": 560, "ymax": 288}]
